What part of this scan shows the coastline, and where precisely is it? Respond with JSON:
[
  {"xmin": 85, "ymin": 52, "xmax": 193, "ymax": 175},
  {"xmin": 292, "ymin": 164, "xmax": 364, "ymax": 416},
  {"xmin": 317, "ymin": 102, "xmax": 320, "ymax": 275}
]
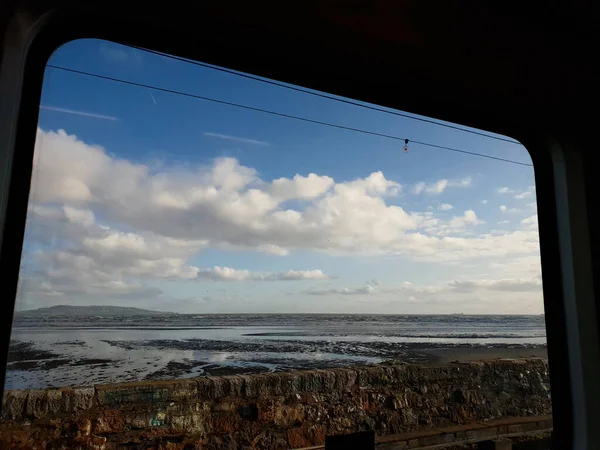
[{"xmin": 6, "ymin": 339, "xmax": 547, "ymax": 389}]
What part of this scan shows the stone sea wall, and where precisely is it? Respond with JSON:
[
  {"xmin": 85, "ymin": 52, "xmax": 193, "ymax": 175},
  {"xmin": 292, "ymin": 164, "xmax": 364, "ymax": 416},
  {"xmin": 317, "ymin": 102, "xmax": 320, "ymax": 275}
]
[{"xmin": 0, "ymin": 359, "xmax": 551, "ymax": 449}]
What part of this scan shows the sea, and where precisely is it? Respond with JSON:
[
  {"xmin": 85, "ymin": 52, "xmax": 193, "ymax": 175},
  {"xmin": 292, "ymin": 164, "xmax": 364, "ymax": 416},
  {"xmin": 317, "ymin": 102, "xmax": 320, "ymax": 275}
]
[{"xmin": 5, "ymin": 314, "xmax": 546, "ymax": 390}]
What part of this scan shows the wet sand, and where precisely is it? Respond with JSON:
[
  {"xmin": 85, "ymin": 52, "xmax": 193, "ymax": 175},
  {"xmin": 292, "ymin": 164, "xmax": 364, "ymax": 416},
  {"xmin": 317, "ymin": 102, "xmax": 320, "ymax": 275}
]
[
  {"xmin": 421, "ymin": 346, "xmax": 548, "ymax": 364},
  {"xmin": 7, "ymin": 339, "xmax": 547, "ymax": 388}
]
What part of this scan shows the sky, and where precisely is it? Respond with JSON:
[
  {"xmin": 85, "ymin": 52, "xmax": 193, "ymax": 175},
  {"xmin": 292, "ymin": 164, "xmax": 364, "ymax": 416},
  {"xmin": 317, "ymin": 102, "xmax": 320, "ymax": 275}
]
[{"xmin": 15, "ymin": 39, "xmax": 542, "ymax": 314}]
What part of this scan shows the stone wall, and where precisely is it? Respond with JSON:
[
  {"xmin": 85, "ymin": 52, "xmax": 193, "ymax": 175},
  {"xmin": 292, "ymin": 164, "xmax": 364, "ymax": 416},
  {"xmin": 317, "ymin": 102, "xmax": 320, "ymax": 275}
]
[{"xmin": 0, "ymin": 359, "xmax": 551, "ymax": 449}]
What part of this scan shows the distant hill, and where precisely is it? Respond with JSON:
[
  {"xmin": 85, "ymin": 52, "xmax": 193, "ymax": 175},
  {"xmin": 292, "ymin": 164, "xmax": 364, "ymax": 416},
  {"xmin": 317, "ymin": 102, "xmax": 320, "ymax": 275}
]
[{"xmin": 15, "ymin": 305, "xmax": 175, "ymax": 317}]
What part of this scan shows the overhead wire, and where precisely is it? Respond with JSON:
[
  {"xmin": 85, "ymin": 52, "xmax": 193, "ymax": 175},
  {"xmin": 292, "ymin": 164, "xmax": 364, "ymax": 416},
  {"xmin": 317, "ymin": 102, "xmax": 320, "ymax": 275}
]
[
  {"xmin": 132, "ymin": 45, "xmax": 522, "ymax": 146},
  {"xmin": 45, "ymin": 64, "xmax": 533, "ymax": 167}
]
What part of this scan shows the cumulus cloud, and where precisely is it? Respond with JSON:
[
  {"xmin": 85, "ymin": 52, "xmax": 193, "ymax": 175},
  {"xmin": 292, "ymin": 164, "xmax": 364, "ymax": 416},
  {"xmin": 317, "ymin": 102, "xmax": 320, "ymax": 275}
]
[
  {"xmin": 270, "ymin": 173, "xmax": 334, "ymax": 200},
  {"xmin": 22, "ymin": 203, "xmax": 331, "ymax": 298},
  {"xmin": 416, "ymin": 210, "xmax": 485, "ymax": 237},
  {"xmin": 448, "ymin": 210, "xmax": 483, "ymax": 228},
  {"xmin": 20, "ymin": 129, "xmax": 542, "ymax": 308},
  {"xmin": 29, "ymin": 128, "xmax": 535, "ymax": 261},
  {"xmin": 412, "ymin": 177, "xmax": 472, "ymax": 195},
  {"xmin": 438, "ymin": 203, "xmax": 453, "ymax": 211}
]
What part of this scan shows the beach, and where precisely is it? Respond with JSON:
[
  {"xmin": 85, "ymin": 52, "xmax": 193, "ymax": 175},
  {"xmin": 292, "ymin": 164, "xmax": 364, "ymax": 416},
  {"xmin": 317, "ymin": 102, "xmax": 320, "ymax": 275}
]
[{"xmin": 5, "ymin": 313, "xmax": 547, "ymax": 389}]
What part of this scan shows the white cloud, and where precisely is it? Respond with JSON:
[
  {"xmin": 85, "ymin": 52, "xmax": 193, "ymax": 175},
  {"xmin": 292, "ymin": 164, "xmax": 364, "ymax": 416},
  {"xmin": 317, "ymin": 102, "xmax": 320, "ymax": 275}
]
[
  {"xmin": 489, "ymin": 255, "xmax": 542, "ymax": 279},
  {"xmin": 499, "ymin": 205, "xmax": 522, "ymax": 214},
  {"xmin": 204, "ymin": 132, "xmax": 270, "ymax": 146},
  {"xmin": 448, "ymin": 277, "xmax": 541, "ymax": 292},
  {"xmin": 28, "ymin": 129, "xmax": 538, "ymax": 262},
  {"xmin": 412, "ymin": 177, "xmax": 472, "ymax": 195},
  {"xmin": 21, "ymin": 129, "xmax": 542, "ymax": 308},
  {"xmin": 306, "ymin": 285, "xmax": 377, "ymax": 296},
  {"xmin": 413, "ymin": 180, "xmax": 444, "ymax": 195},
  {"xmin": 270, "ymin": 173, "xmax": 334, "ymax": 200},
  {"xmin": 447, "ymin": 210, "xmax": 483, "ymax": 228},
  {"xmin": 515, "ymin": 192, "xmax": 533, "ymax": 200},
  {"xmin": 497, "ymin": 220, "xmax": 510, "ymax": 224},
  {"xmin": 300, "ymin": 275, "xmax": 543, "ymax": 313},
  {"xmin": 497, "ymin": 187, "xmax": 515, "ymax": 194},
  {"xmin": 20, "ymin": 200, "xmax": 331, "ymax": 304},
  {"xmin": 196, "ymin": 267, "xmax": 331, "ymax": 282},
  {"xmin": 481, "ymin": 200, "xmax": 488, "ymax": 204},
  {"xmin": 521, "ymin": 215, "xmax": 538, "ymax": 231},
  {"xmin": 417, "ymin": 210, "xmax": 484, "ymax": 237},
  {"xmin": 514, "ymin": 186, "xmax": 536, "ymax": 200},
  {"xmin": 341, "ymin": 171, "xmax": 401, "ymax": 197},
  {"xmin": 438, "ymin": 203, "xmax": 453, "ymax": 211},
  {"xmin": 455, "ymin": 177, "xmax": 473, "ymax": 188}
]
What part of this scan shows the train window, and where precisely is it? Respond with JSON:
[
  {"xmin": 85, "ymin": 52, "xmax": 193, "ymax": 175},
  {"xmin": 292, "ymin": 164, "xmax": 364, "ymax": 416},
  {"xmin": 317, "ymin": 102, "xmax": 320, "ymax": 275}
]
[{"xmin": 2, "ymin": 38, "xmax": 550, "ymax": 449}]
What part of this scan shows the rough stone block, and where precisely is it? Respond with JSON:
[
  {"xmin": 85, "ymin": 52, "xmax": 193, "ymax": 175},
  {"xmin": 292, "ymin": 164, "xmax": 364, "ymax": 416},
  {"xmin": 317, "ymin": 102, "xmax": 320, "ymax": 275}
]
[
  {"xmin": 24, "ymin": 389, "xmax": 50, "ymax": 418},
  {"xmin": 96, "ymin": 379, "xmax": 197, "ymax": 405},
  {"xmin": 0, "ymin": 360, "xmax": 552, "ymax": 449},
  {"xmin": 241, "ymin": 374, "xmax": 263, "ymax": 398},
  {"xmin": 2, "ymin": 390, "xmax": 27, "ymax": 420},
  {"xmin": 62, "ymin": 387, "xmax": 95, "ymax": 412},
  {"xmin": 279, "ymin": 372, "xmax": 302, "ymax": 394},
  {"xmin": 212, "ymin": 401, "xmax": 237, "ymax": 413},
  {"xmin": 287, "ymin": 425, "xmax": 325, "ymax": 448},
  {"xmin": 299, "ymin": 371, "xmax": 324, "ymax": 393},
  {"xmin": 22, "ymin": 388, "xmax": 64, "ymax": 418},
  {"xmin": 252, "ymin": 374, "xmax": 274, "ymax": 397},
  {"xmin": 75, "ymin": 418, "xmax": 92, "ymax": 437},
  {"xmin": 258, "ymin": 373, "xmax": 281, "ymax": 397},
  {"xmin": 210, "ymin": 377, "xmax": 227, "ymax": 398},
  {"xmin": 168, "ymin": 413, "xmax": 207, "ymax": 435},
  {"xmin": 227, "ymin": 376, "xmax": 245, "ymax": 397},
  {"xmin": 274, "ymin": 404, "xmax": 304, "ymax": 427},
  {"xmin": 317, "ymin": 370, "xmax": 336, "ymax": 393},
  {"xmin": 93, "ymin": 410, "xmax": 126, "ymax": 434},
  {"xmin": 197, "ymin": 378, "xmax": 214, "ymax": 399}
]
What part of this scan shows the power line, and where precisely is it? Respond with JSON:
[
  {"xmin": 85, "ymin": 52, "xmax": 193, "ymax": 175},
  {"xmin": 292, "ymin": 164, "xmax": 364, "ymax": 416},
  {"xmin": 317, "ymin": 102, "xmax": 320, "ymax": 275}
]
[
  {"xmin": 45, "ymin": 64, "xmax": 533, "ymax": 167},
  {"xmin": 133, "ymin": 45, "xmax": 522, "ymax": 146}
]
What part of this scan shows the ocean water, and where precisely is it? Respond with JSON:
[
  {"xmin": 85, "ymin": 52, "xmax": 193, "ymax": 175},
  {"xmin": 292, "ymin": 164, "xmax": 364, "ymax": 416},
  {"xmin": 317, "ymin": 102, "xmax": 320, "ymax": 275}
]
[{"xmin": 6, "ymin": 314, "xmax": 546, "ymax": 389}]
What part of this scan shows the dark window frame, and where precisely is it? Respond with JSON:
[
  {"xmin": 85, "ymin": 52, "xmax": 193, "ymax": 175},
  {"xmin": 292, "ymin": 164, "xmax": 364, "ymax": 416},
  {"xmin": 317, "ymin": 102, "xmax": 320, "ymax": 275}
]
[{"xmin": 1, "ymin": 4, "xmax": 598, "ymax": 449}]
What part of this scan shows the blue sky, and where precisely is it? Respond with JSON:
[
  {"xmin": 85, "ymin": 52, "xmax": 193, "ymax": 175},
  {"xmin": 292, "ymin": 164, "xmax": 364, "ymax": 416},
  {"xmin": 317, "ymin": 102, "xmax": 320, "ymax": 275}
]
[{"xmin": 16, "ymin": 39, "xmax": 542, "ymax": 314}]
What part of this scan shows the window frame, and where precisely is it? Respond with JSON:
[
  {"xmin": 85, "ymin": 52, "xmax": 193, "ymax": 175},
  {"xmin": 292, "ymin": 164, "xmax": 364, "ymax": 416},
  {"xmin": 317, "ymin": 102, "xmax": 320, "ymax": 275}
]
[{"xmin": 1, "ymin": 4, "xmax": 598, "ymax": 448}]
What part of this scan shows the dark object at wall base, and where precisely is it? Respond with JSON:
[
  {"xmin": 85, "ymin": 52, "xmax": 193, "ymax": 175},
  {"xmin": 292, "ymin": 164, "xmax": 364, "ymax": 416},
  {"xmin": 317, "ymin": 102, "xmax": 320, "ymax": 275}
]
[{"xmin": 326, "ymin": 430, "xmax": 375, "ymax": 449}]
